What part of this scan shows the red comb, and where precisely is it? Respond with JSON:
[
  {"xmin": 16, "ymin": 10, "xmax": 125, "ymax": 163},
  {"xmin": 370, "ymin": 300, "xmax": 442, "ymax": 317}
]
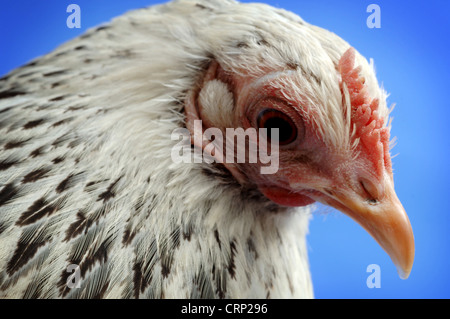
[{"xmin": 338, "ymin": 48, "xmax": 392, "ymax": 175}]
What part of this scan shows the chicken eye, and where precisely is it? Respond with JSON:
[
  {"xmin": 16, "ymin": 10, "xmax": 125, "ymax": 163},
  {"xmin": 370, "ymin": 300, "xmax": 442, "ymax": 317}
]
[{"xmin": 257, "ymin": 109, "xmax": 297, "ymax": 145}]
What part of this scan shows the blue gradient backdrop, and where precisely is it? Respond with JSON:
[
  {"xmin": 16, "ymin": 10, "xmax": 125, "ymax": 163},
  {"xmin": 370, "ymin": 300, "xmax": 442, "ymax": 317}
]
[{"xmin": 1, "ymin": 0, "xmax": 449, "ymax": 299}]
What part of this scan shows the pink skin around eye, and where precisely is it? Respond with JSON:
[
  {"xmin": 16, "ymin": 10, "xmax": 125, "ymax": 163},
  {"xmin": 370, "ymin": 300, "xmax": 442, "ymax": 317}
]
[{"xmin": 195, "ymin": 62, "xmax": 320, "ymax": 207}]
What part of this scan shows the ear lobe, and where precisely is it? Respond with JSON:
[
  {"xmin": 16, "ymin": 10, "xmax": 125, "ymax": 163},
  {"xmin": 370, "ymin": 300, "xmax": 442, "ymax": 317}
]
[
  {"xmin": 184, "ymin": 61, "xmax": 247, "ymax": 184},
  {"xmin": 184, "ymin": 60, "xmax": 229, "ymax": 155},
  {"xmin": 199, "ymin": 80, "xmax": 235, "ymax": 129},
  {"xmin": 184, "ymin": 61, "xmax": 220, "ymax": 153}
]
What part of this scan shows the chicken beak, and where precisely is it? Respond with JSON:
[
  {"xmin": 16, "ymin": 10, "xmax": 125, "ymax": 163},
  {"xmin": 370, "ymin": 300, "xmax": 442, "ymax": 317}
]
[{"xmin": 323, "ymin": 175, "xmax": 414, "ymax": 279}]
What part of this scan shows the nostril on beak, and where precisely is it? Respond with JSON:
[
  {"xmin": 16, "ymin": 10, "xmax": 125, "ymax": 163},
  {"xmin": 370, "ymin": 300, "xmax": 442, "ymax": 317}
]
[{"xmin": 359, "ymin": 178, "xmax": 380, "ymax": 205}]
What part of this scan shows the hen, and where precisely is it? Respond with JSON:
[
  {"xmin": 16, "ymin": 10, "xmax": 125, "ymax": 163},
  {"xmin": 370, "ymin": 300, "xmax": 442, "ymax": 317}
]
[{"xmin": 0, "ymin": 0, "xmax": 414, "ymax": 298}]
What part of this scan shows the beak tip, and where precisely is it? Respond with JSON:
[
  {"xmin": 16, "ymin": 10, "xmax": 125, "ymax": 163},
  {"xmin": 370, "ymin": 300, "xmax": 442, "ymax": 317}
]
[
  {"xmin": 397, "ymin": 252, "xmax": 414, "ymax": 280},
  {"xmin": 394, "ymin": 243, "xmax": 414, "ymax": 280},
  {"xmin": 397, "ymin": 267, "xmax": 411, "ymax": 280}
]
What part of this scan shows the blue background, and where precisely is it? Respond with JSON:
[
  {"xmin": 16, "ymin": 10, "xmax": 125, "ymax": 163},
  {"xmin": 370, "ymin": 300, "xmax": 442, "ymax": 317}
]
[{"xmin": 1, "ymin": 0, "xmax": 449, "ymax": 299}]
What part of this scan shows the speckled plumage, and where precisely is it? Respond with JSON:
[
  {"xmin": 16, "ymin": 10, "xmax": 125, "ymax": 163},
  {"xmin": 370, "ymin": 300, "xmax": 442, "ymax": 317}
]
[{"xmin": 0, "ymin": 0, "xmax": 394, "ymax": 298}]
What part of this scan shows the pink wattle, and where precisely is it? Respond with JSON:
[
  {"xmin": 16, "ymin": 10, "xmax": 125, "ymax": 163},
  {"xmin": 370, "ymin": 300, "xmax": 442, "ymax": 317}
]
[{"xmin": 260, "ymin": 186, "xmax": 315, "ymax": 207}]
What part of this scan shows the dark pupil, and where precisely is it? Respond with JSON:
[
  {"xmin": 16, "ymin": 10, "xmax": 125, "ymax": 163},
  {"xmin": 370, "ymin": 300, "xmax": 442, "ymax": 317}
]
[
  {"xmin": 264, "ymin": 117, "xmax": 293, "ymax": 142},
  {"xmin": 257, "ymin": 109, "xmax": 297, "ymax": 145}
]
